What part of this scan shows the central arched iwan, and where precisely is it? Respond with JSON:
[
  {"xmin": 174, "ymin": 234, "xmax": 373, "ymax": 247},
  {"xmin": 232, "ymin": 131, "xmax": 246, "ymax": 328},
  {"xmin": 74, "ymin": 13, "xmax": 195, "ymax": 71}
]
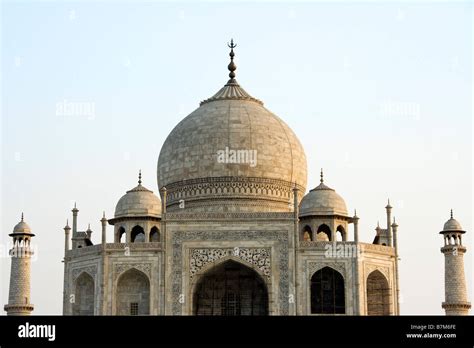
[{"xmin": 193, "ymin": 260, "xmax": 269, "ymax": 316}]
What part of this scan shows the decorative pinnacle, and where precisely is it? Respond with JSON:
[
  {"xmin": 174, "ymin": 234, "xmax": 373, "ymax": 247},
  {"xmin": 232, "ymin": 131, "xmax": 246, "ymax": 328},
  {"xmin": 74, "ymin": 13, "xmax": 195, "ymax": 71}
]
[
  {"xmin": 21, "ymin": 212, "xmax": 24, "ymax": 222},
  {"xmin": 392, "ymin": 217, "xmax": 398, "ymax": 227},
  {"xmin": 354, "ymin": 209, "xmax": 358, "ymax": 218},
  {"xmin": 227, "ymin": 39, "xmax": 237, "ymax": 81},
  {"xmin": 320, "ymin": 168, "xmax": 324, "ymax": 184},
  {"xmin": 450, "ymin": 209, "xmax": 453, "ymax": 219},
  {"xmin": 138, "ymin": 170, "xmax": 142, "ymax": 185},
  {"xmin": 386, "ymin": 198, "xmax": 392, "ymax": 209},
  {"xmin": 87, "ymin": 223, "xmax": 91, "ymax": 231},
  {"xmin": 65, "ymin": 219, "xmax": 70, "ymax": 229}
]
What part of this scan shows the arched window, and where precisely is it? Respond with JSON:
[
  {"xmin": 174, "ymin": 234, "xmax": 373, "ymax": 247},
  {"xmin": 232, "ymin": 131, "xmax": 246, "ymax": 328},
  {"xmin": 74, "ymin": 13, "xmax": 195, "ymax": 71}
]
[
  {"xmin": 131, "ymin": 226, "xmax": 145, "ymax": 243},
  {"xmin": 302, "ymin": 225, "xmax": 313, "ymax": 241},
  {"xmin": 316, "ymin": 224, "xmax": 331, "ymax": 241},
  {"xmin": 336, "ymin": 225, "xmax": 345, "ymax": 241},
  {"xmin": 116, "ymin": 269, "xmax": 150, "ymax": 315},
  {"xmin": 310, "ymin": 267, "xmax": 345, "ymax": 314},
  {"xmin": 367, "ymin": 270, "xmax": 391, "ymax": 315},
  {"xmin": 118, "ymin": 227, "xmax": 126, "ymax": 243},
  {"xmin": 150, "ymin": 226, "xmax": 160, "ymax": 242},
  {"xmin": 72, "ymin": 272, "xmax": 94, "ymax": 315}
]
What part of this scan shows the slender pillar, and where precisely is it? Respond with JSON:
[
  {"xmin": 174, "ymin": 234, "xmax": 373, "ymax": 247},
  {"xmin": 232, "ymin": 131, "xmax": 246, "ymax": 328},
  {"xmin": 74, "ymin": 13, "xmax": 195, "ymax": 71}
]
[
  {"xmin": 100, "ymin": 212, "xmax": 108, "ymax": 314},
  {"xmin": 64, "ymin": 220, "xmax": 71, "ymax": 253},
  {"xmin": 385, "ymin": 199, "xmax": 392, "ymax": 247},
  {"xmin": 72, "ymin": 203, "xmax": 79, "ymax": 234},
  {"xmin": 62, "ymin": 220, "xmax": 70, "ymax": 315},
  {"xmin": 392, "ymin": 218, "xmax": 400, "ymax": 315},
  {"xmin": 101, "ymin": 212, "xmax": 107, "ymax": 245},
  {"xmin": 353, "ymin": 210, "xmax": 359, "ymax": 243},
  {"xmin": 292, "ymin": 184, "xmax": 299, "ymax": 315},
  {"xmin": 160, "ymin": 186, "xmax": 167, "ymax": 315},
  {"xmin": 352, "ymin": 210, "xmax": 360, "ymax": 315}
]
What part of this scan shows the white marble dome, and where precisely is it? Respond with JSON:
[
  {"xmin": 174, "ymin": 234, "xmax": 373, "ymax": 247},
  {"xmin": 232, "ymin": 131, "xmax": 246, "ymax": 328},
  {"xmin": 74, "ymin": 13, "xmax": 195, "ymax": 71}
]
[
  {"xmin": 157, "ymin": 73, "xmax": 307, "ymax": 212},
  {"xmin": 13, "ymin": 215, "xmax": 32, "ymax": 234},
  {"xmin": 115, "ymin": 176, "xmax": 161, "ymax": 218},
  {"xmin": 299, "ymin": 176, "xmax": 348, "ymax": 217},
  {"xmin": 443, "ymin": 212, "xmax": 464, "ymax": 231}
]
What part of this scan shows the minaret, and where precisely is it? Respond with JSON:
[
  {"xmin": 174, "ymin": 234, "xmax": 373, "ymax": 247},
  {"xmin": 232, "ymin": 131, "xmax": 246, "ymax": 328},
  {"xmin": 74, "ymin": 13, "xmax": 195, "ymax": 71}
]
[
  {"xmin": 4, "ymin": 214, "xmax": 35, "ymax": 316},
  {"xmin": 440, "ymin": 210, "xmax": 471, "ymax": 315}
]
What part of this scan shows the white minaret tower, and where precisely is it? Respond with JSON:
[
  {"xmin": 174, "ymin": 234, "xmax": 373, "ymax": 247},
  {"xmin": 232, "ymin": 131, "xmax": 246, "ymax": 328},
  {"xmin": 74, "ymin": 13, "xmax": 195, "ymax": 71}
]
[
  {"xmin": 4, "ymin": 213, "xmax": 35, "ymax": 316},
  {"xmin": 440, "ymin": 210, "xmax": 471, "ymax": 315}
]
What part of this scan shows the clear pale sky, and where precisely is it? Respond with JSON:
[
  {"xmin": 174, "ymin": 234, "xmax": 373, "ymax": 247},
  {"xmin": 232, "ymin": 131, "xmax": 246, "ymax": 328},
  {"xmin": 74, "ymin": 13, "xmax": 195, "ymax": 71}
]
[{"xmin": 1, "ymin": 1, "xmax": 472, "ymax": 315}]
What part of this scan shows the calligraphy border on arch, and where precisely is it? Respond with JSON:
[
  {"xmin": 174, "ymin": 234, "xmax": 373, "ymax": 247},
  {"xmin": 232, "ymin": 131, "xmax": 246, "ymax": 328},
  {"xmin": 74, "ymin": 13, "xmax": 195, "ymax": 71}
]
[
  {"xmin": 113, "ymin": 263, "xmax": 152, "ymax": 282},
  {"xmin": 365, "ymin": 264, "xmax": 390, "ymax": 281},
  {"xmin": 189, "ymin": 247, "xmax": 271, "ymax": 280},
  {"xmin": 307, "ymin": 261, "xmax": 346, "ymax": 279},
  {"xmin": 72, "ymin": 265, "xmax": 97, "ymax": 282}
]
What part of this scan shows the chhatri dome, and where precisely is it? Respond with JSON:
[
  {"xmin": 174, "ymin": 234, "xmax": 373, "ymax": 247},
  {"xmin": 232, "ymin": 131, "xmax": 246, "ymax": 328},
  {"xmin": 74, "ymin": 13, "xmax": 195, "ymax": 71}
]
[
  {"xmin": 299, "ymin": 170, "xmax": 348, "ymax": 217},
  {"xmin": 12, "ymin": 213, "xmax": 33, "ymax": 234},
  {"xmin": 157, "ymin": 40, "xmax": 307, "ymax": 212},
  {"xmin": 114, "ymin": 171, "xmax": 161, "ymax": 218},
  {"xmin": 442, "ymin": 209, "xmax": 464, "ymax": 232}
]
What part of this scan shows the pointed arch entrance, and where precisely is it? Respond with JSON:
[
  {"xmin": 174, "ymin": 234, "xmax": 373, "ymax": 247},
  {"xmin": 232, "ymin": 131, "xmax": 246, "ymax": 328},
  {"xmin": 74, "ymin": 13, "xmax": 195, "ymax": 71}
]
[
  {"xmin": 366, "ymin": 270, "xmax": 391, "ymax": 315},
  {"xmin": 72, "ymin": 272, "xmax": 94, "ymax": 315},
  {"xmin": 193, "ymin": 259, "xmax": 269, "ymax": 316},
  {"xmin": 310, "ymin": 266, "xmax": 345, "ymax": 314},
  {"xmin": 116, "ymin": 268, "xmax": 150, "ymax": 315}
]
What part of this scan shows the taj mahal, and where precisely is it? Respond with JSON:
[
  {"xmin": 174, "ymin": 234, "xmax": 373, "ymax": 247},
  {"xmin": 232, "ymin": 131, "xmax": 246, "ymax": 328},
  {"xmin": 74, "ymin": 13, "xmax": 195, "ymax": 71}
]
[{"xmin": 4, "ymin": 41, "xmax": 471, "ymax": 316}]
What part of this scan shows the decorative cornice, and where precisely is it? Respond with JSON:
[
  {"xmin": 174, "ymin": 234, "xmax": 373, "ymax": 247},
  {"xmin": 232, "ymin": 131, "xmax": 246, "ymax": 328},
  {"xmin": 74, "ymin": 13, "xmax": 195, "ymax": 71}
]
[
  {"xmin": 108, "ymin": 215, "xmax": 161, "ymax": 225},
  {"xmin": 4, "ymin": 304, "xmax": 34, "ymax": 312},
  {"xmin": 442, "ymin": 302, "xmax": 471, "ymax": 309},
  {"xmin": 441, "ymin": 245, "xmax": 467, "ymax": 254}
]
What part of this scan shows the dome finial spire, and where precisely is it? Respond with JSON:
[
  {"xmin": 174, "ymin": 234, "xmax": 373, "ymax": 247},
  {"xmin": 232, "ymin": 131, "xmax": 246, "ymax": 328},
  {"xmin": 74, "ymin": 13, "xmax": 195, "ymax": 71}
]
[
  {"xmin": 21, "ymin": 212, "xmax": 24, "ymax": 222},
  {"xmin": 450, "ymin": 209, "xmax": 453, "ymax": 219},
  {"xmin": 227, "ymin": 39, "xmax": 237, "ymax": 83},
  {"xmin": 320, "ymin": 168, "xmax": 324, "ymax": 184},
  {"xmin": 138, "ymin": 170, "xmax": 142, "ymax": 185}
]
